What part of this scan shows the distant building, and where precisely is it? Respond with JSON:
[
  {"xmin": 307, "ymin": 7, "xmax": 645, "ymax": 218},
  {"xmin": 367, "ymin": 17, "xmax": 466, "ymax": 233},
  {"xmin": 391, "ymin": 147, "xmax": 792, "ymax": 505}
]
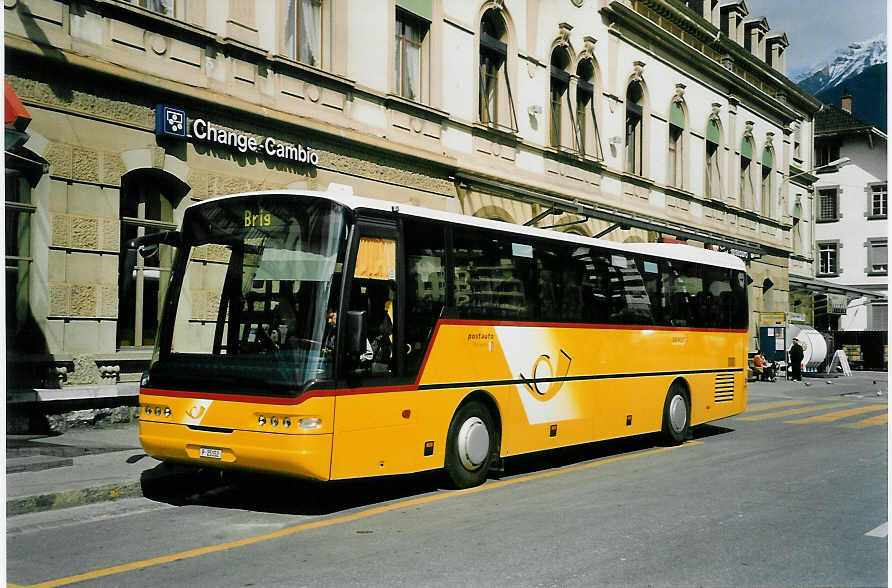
[{"xmin": 807, "ymin": 90, "xmax": 887, "ymax": 333}]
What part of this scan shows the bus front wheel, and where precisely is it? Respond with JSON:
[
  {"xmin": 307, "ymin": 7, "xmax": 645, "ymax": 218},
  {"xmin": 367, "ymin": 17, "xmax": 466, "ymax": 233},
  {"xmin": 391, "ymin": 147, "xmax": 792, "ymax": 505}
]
[
  {"xmin": 444, "ymin": 401, "xmax": 497, "ymax": 489},
  {"xmin": 661, "ymin": 382, "xmax": 690, "ymax": 445}
]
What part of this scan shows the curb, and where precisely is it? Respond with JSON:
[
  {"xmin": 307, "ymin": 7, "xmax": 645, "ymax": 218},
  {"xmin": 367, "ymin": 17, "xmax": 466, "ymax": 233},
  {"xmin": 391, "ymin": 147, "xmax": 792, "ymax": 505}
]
[{"xmin": 6, "ymin": 481, "xmax": 145, "ymax": 517}]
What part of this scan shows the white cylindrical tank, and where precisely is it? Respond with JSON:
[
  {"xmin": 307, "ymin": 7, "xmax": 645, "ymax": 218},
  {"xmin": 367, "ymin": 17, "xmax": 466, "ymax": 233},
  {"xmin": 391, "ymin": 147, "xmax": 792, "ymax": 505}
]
[{"xmin": 787, "ymin": 325, "xmax": 828, "ymax": 370}]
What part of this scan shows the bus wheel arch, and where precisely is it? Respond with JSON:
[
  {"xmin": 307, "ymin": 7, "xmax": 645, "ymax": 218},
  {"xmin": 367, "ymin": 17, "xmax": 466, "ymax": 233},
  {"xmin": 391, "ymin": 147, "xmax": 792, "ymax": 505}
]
[
  {"xmin": 661, "ymin": 378, "xmax": 691, "ymax": 445},
  {"xmin": 443, "ymin": 391, "xmax": 502, "ymax": 489}
]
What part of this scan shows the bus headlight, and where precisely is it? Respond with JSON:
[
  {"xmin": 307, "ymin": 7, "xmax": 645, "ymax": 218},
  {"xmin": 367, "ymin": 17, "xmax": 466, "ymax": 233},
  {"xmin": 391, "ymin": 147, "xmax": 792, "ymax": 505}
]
[
  {"xmin": 270, "ymin": 416, "xmax": 279, "ymax": 427},
  {"xmin": 258, "ymin": 415, "xmax": 266, "ymax": 426},
  {"xmin": 298, "ymin": 417, "xmax": 322, "ymax": 430},
  {"xmin": 163, "ymin": 407, "xmax": 171, "ymax": 417},
  {"xmin": 283, "ymin": 417, "xmax": 291, "ymax": 428},
  {"xmin": 145, "ymin": 406, "xmax": 152, "ymax": 415}
]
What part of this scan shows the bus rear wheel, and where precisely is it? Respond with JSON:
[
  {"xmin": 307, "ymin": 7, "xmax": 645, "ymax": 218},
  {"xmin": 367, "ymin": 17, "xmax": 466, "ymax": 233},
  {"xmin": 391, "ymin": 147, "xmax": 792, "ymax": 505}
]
[
  {"xmin": 444, "ymin": 401, "xmax": 497, "ymax": 489},
  {"xmin": 661, "ymin": 382, "xmax": 690, "ymax": 445}
]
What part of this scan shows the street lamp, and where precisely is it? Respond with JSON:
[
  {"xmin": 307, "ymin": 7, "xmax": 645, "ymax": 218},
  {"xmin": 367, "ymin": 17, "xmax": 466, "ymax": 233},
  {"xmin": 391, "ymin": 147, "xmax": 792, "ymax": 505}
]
[{"xmin": 779, "ymin": 157, "xmax": 850, "ymax": 221}]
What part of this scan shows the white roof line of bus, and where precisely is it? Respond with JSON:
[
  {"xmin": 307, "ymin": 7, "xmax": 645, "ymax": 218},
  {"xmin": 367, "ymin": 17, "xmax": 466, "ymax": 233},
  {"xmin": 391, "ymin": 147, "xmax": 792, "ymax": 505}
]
[{"xmin": 191, "ymin": 190, "xmax": 747, "ymax": 271}]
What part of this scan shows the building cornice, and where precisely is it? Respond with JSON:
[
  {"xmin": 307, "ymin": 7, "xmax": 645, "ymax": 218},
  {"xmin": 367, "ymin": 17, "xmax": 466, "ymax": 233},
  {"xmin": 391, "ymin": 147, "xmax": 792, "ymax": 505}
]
[{"xmin": 608, "ymin": 1, "xmax": 821, "ymax": 118}]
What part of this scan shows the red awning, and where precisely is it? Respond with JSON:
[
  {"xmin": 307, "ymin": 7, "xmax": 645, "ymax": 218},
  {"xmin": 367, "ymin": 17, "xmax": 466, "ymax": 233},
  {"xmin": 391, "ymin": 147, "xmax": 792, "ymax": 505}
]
[{"xmin": 5, "ymin": 79, "xmax": 31, "ymax": 131}]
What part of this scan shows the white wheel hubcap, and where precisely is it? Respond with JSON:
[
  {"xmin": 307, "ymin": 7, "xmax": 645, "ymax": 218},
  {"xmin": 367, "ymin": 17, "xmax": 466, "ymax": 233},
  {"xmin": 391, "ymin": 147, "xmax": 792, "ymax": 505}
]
[
  {"xmin": 457, "ymin": 417, "xmax": 489, "ymax": 470},
  {"xmin": 669, "ymin": 394, "xmax": 687, "ymax": 432}
]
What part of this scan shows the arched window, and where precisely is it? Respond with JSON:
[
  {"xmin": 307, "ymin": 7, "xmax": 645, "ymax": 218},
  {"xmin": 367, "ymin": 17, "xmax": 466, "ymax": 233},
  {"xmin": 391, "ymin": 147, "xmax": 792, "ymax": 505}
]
[
  {"xmin": 739, "ymin": 137, "xmax": 754, "ymax": 209},
  {"xmin": 761, "ymin": 147, "xmax": 773, "ymax": 218},
  {"xmin": 479, "ymin": 9, "xmax": 517, "ymax": 131},
  {"xmin": 625, "ymin": 81, "xmax": 644, "ymax": 175},
  {"xmin": 705, "ymin": 118, "xmax": 722, "ymax": 198},
  {"xmin": 549, "ymin": 47, "xmax": 571, "ymax": 148},
  {"xmin": 118, "ymin": 173, "xmax": 177, "ymax": 348},
  {"xmin": 668, "ymin": 100, "xmax": 685, "ymax": 188},
  {"xmin": 575, "ymin": 58, "xmax": 601, "ymax": 159}
]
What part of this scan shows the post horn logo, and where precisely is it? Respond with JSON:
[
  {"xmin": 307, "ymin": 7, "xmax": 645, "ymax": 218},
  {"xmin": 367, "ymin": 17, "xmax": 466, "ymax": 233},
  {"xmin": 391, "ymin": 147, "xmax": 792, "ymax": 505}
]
[
  {"xmin": 519, "ymin": 349, "xmax": 573, "ymax": 401},
  {"xmin": 186, "ymin": 405, "xmax": 206, "ymax": 420}
]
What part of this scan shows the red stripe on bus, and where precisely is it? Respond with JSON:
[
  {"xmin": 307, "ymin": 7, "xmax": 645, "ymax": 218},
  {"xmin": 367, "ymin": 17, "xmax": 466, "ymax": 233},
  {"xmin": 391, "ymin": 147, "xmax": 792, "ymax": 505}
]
[
  {"xmin": 431, "ymin": 319, "xmax": 748, "ymax": 333},
  {"xmin": 141, "ymin": 321, "xmax": 744, "ymax": 406}
]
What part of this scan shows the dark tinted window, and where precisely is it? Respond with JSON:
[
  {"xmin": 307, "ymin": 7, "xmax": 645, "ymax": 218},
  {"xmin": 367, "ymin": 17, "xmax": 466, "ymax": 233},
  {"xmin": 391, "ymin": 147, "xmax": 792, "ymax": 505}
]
[
  {"xmin": 662, "ymin": 260, "xmax": 703, "ymax": 327},
  {"xmin": 536, "ymin": 240, "xmax": 586, "ymax": 322},
  {"xmin": 453, "ymin": 229, "xmax": 536, "ymax": 321},
  {"xmin": 405, "ymin": 219, "xmax": 446, "ymax": 377}
]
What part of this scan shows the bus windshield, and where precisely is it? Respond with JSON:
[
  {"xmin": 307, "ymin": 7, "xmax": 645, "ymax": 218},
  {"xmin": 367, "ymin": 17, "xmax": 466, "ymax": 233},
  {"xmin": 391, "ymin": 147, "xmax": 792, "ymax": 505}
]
[{"xmin": 150, "ymin": 194, "xmax": 346, "ymax": 395}]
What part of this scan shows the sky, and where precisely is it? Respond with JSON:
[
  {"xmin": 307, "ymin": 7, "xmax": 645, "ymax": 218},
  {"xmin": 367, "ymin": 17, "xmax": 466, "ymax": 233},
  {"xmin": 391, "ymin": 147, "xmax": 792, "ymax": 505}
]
[{"xmin": 742, "ymin": 0, "xmax": 887, "ymax": 75}]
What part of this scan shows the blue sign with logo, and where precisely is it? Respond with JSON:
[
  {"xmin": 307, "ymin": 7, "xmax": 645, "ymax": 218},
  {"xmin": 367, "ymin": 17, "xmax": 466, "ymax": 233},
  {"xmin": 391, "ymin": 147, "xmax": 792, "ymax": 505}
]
[{"xmin": 155, "ymin": 105, "xmax": 187, "ymax": 138}]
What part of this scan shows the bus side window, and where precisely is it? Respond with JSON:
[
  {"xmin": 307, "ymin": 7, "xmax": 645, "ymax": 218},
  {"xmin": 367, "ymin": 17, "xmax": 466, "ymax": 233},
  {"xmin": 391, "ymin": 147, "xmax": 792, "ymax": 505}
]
[
  {"xmin": 703, "ymin": 266, "xmax": 733, "ymax": 329},
  {"xmin": 404, "ymin": 219, "xmax": 446, "ymax": 378}
]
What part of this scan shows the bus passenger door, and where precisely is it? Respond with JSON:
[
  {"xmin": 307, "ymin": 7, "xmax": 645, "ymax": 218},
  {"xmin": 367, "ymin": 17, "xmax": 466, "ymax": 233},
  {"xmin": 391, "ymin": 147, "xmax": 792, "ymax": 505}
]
[{"xmin": 331, "ymin": 219, "xmax": 418, "ymax": 479}]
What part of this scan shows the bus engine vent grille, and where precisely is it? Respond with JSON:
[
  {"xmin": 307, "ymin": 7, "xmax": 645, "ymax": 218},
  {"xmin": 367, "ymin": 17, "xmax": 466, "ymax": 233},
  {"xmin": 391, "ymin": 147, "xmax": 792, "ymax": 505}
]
[{"xmin": 714, "ymin": 373, "xmax": 735, "ymax": 403}]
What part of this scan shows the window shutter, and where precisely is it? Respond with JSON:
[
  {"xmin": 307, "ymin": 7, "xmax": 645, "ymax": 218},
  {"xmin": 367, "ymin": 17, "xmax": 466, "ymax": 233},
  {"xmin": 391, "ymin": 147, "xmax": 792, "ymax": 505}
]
[
  {"xmin": 762, "ymin": 148, "xmax": 773, "ymax": 168},
  {"xmin": 706, "ymin": 120, "xmax": 719, "ymax": 144},
  {"xmin": 741, "ymin": 138, "xmax": 752, "ymax": 159},
  {"xmin": 396, "ymin": 0, "xmax": 432, "ymax": 21},
  {"xmin": 669, "ymin": 102, "xmax": 685, "ymax": 128}
]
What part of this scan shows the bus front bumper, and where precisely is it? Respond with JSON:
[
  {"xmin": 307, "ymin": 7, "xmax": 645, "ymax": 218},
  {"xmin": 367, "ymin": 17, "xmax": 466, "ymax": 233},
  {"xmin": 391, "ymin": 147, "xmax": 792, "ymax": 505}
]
[{"xmin": 140, "ymin": 420, "xmax": 332, "ymax": 481}]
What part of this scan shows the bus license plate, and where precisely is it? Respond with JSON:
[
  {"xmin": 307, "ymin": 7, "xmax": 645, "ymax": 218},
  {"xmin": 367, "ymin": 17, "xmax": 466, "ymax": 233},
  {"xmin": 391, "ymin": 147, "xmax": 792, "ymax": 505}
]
[{"xmin": 199, "ymin": 447, "xmax": 222, "ymax": 459}]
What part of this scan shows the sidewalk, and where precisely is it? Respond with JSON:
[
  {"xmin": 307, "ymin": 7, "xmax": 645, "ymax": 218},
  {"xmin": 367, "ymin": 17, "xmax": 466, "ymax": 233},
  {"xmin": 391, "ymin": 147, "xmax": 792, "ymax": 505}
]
[
  {"xmin": 6, "ymin": 371, "xmax": 887, "ymax": 517},
  {"xmin": 5, "ymin": 421, "xmax": 181, "ymax": 516}
]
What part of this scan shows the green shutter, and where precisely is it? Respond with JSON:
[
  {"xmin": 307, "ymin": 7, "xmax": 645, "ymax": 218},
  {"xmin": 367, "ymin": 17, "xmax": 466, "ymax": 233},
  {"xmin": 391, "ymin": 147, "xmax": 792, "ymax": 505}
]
[
  {"xmin": 762, "ymin": 148, "xmax": 773, "ymax": 168},
  {"xmin": 397, "ymin": 0, "xmax": 432, "ymax": 21},
  {"xmin": 707, "ymin": 120, "xmax": 719, "ymax": 144},
  {"xmin": 741, "ymin": 138, "xmax": 752, "ymax": 159},
  {"xmin": 669, "ymin": 102, "xmax": 685, "ymax": 128},
  {"xmin": 793, "ymin": 201, "xmax": 802, "ymax": 220}
]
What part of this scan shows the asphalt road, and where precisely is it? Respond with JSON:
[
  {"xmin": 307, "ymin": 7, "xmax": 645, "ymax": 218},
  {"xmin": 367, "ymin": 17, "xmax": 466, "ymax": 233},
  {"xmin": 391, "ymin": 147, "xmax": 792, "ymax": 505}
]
[{"xmin": 7, "ymin": 375, "xmax": 888, "ymax": 587}]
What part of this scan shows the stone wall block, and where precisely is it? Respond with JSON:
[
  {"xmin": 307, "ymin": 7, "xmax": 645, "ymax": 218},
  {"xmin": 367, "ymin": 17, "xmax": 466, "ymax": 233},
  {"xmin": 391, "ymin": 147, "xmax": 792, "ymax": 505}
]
[
  {"xmin": 45, "ymin": 141, "xmax": 73, "ymax": 178},
  {"xmin": 70, "ymin": 216, "xmax": 100, "ymax": 250},
  {"xmin": 100, "ymin": 218, "xmax": 121, "ymax": 252},
  {"xmin": 102, "ymin": 152, "xmax": 126, "ymax": 186},
  {"xmin": 49, "ymin": 283, "xmax": 71, "ymax": 316},
  {"xmin": 67, "ymin": 355, "xmax": 102, "ymax": 385},
  {"xmin": 99, "ymin": 285, "xmax": 118, "ymax": 317},
  {"xmin": 70, "ymin": 283, "xmax": 98, "ymax": 316},
  {"xmin": 72, "ymin": 147, "xmax": 100, "ymax": 183},
  {"xmin": 186, "ymin": 171, "xmax": 209, "ymax": 199},
  {"xmin": 51, "ymin": 213, "xmax": 71, "ymax": 247}
]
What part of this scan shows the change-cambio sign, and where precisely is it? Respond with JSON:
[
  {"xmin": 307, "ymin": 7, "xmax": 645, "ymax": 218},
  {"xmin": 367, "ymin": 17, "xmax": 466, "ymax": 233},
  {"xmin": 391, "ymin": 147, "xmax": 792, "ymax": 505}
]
[{"xmin": 155, "ymin": 105, "xmax": 319, "ymax": 166}]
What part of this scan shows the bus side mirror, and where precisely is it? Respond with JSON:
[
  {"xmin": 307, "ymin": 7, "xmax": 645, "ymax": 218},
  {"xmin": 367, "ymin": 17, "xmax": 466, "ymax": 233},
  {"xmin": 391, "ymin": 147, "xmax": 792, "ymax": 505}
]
[
  {"xmin": 345, "ymin": 310, "xmax": 367, "ymax": 359},
  {"xmin": 128, "ymin": 231, "xmax": 182, "ymax": 258}
]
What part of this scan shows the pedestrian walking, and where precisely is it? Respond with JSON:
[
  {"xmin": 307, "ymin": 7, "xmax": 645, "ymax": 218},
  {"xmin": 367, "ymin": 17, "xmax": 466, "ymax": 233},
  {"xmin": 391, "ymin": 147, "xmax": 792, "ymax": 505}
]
[{"xmin": 789, "ymin": 338, "xmax": 804, "ymax": 381}]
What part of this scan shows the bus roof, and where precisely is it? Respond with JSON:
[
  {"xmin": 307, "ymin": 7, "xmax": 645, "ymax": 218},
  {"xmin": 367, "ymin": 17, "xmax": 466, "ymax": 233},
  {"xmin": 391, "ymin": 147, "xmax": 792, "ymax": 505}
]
[{"xmin": 193, "ymin": 190, "xmax": 747, "ymax": 271}]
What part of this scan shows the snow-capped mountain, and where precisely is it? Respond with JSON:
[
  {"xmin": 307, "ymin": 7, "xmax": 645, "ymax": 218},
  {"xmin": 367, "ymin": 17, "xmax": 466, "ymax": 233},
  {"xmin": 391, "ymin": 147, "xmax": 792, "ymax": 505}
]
[{"xmin": 794, "ymin": 34, "xmax": 886, "ymax": 96}]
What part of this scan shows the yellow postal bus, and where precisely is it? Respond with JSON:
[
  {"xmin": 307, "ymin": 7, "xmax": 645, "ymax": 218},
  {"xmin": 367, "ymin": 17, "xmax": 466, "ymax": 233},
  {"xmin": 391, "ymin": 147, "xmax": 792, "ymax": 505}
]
[{"xmin": 136, "ymin": 191, "xmax": 748, "ymax": 488}]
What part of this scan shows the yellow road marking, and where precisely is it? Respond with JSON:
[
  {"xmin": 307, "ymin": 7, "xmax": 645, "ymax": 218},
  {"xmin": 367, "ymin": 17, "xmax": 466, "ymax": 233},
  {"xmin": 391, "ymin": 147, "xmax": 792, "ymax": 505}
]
[
  {"xmin": 738, "ymin": 402, "xmax": 850, "ymax": 421},
  {"xmin": 745, "ymin": 399, "xmax": 812, "ymax": 413},
  {"xmin": 17, "ymin": 441, "xmax": 701, "ymax": 588},
  {"xmin": 787, "ymin": 404, "xmax": 887, "ymax": 424},
  {"xmin": 840, "ymin": 413, "xmax": 888, "ymax": 429}
]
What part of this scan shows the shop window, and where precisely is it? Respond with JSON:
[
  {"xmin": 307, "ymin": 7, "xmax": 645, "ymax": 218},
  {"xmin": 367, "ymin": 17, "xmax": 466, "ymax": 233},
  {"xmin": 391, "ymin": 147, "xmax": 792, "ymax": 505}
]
[
  {"xmin": 625, "ymin": 82, "xmax": 644, "ymax": 175},
  {"xmin": 404, "ymin": 219, "xmax": 445, "ymax": 378},
  {"xmin": 395, "ymin": 8, "xmax": 429, "ymax": 103},
  {"xmin": 870, "ymin": 183, "xmax": 887, "ymax": 219},
  {"xmin": 5, "ymin": 173, "xmax": 34, "ymax": 347},
  {"xmin": 817, "ymin": 241, "xmax": 840, "ymax": 277},
  {"xmin": 867, "ymin": 239, "xmax": 887, "ymax": 276},
  {"xmin": 285, "ymin": 0, "xmax": 324, "ymax": 68},
  {"xmin": 479, "ymin": 8, "xmax": 517, "ymax": 132},
  {"xmin": 124, "ymin": 0, "xmax": 174, "ymax": 16},
  {"xmin": 118, "ymin": 178, "xmax": 176, "ymax": 348},
  {"xmin": 817, "ymin": 188, "xmax": 839, "ymax": 222}
]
